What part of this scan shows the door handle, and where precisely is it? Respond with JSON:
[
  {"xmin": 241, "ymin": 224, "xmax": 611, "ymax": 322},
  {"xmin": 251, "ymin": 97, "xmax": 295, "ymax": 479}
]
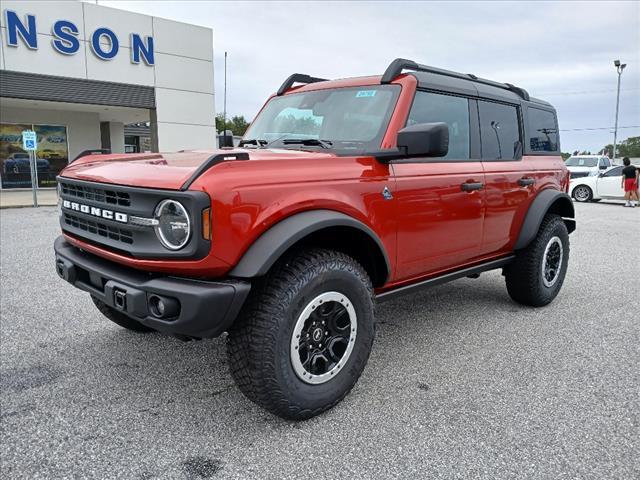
[
  {"xmin": 461, "ymin": 182, "xmax": 484, "ymax": 192},
  {"xmin": 518, "ymin": 177, "xmax": 535, "ymax": 187}
]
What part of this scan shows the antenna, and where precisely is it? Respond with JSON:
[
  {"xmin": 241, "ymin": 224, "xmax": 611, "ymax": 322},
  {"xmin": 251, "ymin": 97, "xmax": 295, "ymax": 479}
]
[{"xmin": 223, "ymin": 51, "xmax": 228, "ymax": 147}]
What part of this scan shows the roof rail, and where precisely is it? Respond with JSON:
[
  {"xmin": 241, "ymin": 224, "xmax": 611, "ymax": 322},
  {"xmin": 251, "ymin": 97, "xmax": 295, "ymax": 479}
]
[
  {"xmin": 277, "ymin": 73, "xmax": 328, "ymax": 96},
  {"xmin": 381, "ymin": 58, "xmax": 530, "ymax": 101}
]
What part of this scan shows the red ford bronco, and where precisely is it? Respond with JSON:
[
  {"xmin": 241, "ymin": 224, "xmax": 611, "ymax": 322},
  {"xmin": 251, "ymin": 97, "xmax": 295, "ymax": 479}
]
[{"xmin": 54, "ymin": 59, "xmax": 575, "ymax": 420}]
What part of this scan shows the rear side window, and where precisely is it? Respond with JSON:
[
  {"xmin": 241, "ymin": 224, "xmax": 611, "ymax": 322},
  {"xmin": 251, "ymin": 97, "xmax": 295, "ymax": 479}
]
[
  {"xmin": 478, "ymin": 101, "xmax": 521, "ymax": 160},
  {"xmin": 407, "ymin": 91, "xmax": 470, "ymax": 160},
  {"xmin": 528, "ymin": 108, "xmax": 559, "ymax": 152}
]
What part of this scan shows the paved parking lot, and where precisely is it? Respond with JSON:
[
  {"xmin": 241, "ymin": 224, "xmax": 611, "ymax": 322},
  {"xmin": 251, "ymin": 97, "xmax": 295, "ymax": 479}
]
[{"xmin": 1, "ymin": 202, "xmax": 638, "ymax": 479}]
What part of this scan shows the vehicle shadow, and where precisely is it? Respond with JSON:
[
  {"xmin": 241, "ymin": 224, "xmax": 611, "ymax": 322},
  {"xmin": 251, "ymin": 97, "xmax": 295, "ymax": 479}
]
[{"xmin": 41, "ymin": 272, "xmax": 518, "ymax": 421}]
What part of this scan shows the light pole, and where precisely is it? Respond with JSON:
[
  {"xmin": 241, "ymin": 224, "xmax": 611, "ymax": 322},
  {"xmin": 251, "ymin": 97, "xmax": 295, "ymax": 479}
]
[{"xmin": 612, "ymin": 59, "xmax": 627, "ymax": 161}]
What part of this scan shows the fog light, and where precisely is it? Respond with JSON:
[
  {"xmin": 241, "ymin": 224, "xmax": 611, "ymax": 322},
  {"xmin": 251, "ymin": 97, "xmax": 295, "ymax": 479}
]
[{"xmin": 148, "ymin": 294, "xmax": 179, "ymax": 319}]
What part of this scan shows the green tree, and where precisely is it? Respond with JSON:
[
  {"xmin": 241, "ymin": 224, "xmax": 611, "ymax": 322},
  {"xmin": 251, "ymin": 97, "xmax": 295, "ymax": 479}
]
[
  {"xmin": 602, "ymin": 136, "xmax": 640, "ymax": 158},
  {"xmin": 561, "ymin": 152, "xmax": 571, "ymax": 161},
  {"xmin": 216, "ymin": 114, "xmax": 250, "ymax": 136}
]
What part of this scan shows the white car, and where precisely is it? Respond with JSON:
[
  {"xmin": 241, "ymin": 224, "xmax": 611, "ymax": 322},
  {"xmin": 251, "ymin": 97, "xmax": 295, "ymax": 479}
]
[
  {"xmin": 569, "ymin": 165, "xmax": 628, "ymax": 202},
  {"xmin": 565, "ymin": 155, "xmax": 612, "ymax": 180}
]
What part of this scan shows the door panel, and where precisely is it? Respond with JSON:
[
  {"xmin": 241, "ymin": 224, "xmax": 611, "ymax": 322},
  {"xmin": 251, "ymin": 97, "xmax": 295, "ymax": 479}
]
[
  {"xmin": 597, "ymin": 166, "xmax": 624, "ymax": 197},
  {"xmin": 392, "ymin": 162, "xmax": 485, "ymax": 281},
  {"xmin": 481, "ymin": 158, "xmax": 537, "ymax": 254}
]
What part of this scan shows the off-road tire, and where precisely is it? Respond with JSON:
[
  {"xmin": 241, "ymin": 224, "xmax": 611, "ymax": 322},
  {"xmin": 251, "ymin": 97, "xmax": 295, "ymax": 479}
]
[
  {"xmin": 572, "ymin": 185, "xmax": 592, "ymax": 202},
  {"xmin": 227, "ymin": 248, "xmax": 375, "ymax": 420},
  {"xmin": 91, "ymin": 296, "xmax": 155, "ymax": 332},
  {"xmin": 504, "ymin": 214, "xmax": 569, "ymax": 307}
]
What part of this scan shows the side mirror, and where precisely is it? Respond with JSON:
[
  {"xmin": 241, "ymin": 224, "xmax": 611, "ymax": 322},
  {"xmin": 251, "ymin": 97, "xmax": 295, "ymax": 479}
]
[{"xmin": 397, "ymin": 122, "xmax": 449, "ymax": 158}]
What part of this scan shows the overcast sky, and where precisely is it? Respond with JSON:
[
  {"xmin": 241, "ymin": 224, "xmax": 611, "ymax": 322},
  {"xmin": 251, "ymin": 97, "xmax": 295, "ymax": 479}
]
[{"xmin": 103, "ymin": 0, "xmax": 640, "ymax": 154}]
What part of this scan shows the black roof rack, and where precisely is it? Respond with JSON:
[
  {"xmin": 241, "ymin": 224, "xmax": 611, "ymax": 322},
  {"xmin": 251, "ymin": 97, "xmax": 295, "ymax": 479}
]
[
  {"xmin": 277, "ymin": 73, "xmax": 328, "ymax": 96},
  {"xmin": 381, "ymin": 58, "xmax": 530, "ymax": 101}
]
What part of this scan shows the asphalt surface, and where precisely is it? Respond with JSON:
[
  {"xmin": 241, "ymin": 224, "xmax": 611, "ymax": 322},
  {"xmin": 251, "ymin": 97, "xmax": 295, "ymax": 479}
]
[{"xmin": 1, "ymin": 202, "xmax": 638, "ymax": 479}]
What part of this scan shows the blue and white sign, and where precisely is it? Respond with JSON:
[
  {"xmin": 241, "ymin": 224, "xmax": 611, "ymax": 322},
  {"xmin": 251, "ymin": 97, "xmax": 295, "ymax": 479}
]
[
  {"xmin": 3, "ymin": 10, "xmax": 155, "ymax": 66},
  {"xmin": 22, "ymin": 130, "xmax": 37, "ymax": 151}
]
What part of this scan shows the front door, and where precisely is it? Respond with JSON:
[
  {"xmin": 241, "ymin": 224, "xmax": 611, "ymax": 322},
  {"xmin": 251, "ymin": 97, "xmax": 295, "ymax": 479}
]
[
  {"xmin": 393, "ymin": 90, "xmax": 485, "ymax": 282},
  {"xmin": 596, "ymin": 166, "xmax": 625, "ymax": 198}
]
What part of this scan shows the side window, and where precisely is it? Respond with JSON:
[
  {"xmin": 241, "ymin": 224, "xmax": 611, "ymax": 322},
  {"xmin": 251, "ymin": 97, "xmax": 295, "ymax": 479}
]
[
  {"xmin": 528, "ymin": 108, "xmax": 559, "ymax": 152},
  {"xmin": 407, "ymin": 91, "xmax": 470, "ymax": 160},
  {"xmin": 478, "ymin": 101, "xmax": 521, "ymax": 160},
  {"xmin": 602, "ymin": 166, "xmax": 623, "ymax": 177}
]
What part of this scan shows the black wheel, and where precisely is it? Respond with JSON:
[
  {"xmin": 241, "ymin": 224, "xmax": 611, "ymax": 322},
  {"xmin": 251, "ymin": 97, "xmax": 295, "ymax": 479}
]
[
  {"xmin": 226, "ymin": 248, "xmax": 375, "ymax": 420},
  {"xmin": 504, "ymin": 214, "xmax": 570, "ymax": 307},
  {"xmin": 572, "ymin": 185, "xmax": 592, "ymax": 202},
  {"xmin": 91, "ymin": 296, "xmax": 155, "ymax": 332}
]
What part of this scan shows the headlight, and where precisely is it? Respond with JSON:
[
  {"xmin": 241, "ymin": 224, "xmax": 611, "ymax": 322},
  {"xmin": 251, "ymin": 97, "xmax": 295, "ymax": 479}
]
[
  {"xmin": 589, "ymin": 170, "xmax": 599, "ymax": 176},
  {"xmin": 154, "ymin": 200, "xmax": 191, "ymax": 250}
]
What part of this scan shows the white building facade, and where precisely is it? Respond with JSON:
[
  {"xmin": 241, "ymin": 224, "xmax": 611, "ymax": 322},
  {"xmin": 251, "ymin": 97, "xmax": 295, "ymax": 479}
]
[{"xmin": 0, "ymin": 1, "xmax": 215, "ymax": 189}]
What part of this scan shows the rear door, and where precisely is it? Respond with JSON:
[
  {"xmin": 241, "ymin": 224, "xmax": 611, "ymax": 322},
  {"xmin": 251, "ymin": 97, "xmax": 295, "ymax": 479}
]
[
  {"xmin": 392, "ymin": 90, "xmax": 485, "ymax": 281},
  {"xmin": 596, "ymin": 166, "xmax": 625, "ymax": 198},
  {"xmin": 479, "ymin": 100, "xmax": 536, "ymax": 255}
]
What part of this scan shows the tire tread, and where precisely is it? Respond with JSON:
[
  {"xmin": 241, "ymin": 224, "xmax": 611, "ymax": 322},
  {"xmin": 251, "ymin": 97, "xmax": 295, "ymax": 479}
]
[{"xmin": 227, "ymin": 248, "xmax": 373, "ymax": 420}]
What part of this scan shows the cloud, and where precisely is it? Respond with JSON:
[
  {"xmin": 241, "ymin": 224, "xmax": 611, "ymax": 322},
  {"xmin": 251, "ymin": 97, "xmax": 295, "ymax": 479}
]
[{"xmin": 103, "ymin": 0, "xmax": 640, "ymax": 153}]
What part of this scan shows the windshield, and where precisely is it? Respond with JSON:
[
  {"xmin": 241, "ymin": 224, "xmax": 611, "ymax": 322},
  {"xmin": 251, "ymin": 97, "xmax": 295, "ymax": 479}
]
[
  {"xmin": 565, "ymin": 157, "xmax": 598, "ymax": 167},
  {"xmin": 243, "ymin": 85, "xmax": 400, "ymax": 152}
]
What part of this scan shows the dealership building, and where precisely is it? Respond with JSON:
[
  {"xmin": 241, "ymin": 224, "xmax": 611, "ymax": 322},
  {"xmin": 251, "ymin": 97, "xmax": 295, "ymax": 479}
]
[{"xmin": 0, "ymin": 1, "xmax": 216, "ymax": 190}]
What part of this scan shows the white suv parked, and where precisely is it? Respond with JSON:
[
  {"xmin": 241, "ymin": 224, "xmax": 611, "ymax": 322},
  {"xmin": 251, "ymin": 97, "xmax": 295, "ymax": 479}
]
[{"xmin": 565, "ymin": 155, "xmax": 612, "ymax": 180}]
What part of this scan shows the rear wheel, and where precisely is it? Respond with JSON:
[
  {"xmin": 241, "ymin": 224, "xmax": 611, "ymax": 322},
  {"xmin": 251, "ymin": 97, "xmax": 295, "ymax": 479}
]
[
  {"xmin": 505, "ymin": 214, "xmax": 569, "ymax": 307},
  {"xmin": 91, "ymin": 296, "xmax": 154, "ymax": 332},
  {"xmin": 227, "ymin": 248, "xmax": 375, "ymax": 420},
  {"xmin": 573, "ymin": 185, "xmax": 592, "ymax": 202}
]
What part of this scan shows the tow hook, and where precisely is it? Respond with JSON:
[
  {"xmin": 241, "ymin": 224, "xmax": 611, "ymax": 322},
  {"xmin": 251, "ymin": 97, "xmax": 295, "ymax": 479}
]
[{"xmin": 113, "ymin": 288, "xmax": 127, "ymax": 311}]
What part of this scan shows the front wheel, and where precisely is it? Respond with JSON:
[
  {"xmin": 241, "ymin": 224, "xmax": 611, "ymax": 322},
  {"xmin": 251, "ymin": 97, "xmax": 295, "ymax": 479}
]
[
  {"xmin": 573, "ymin": 185, "xmax": 593, "ymax": 202},
  {"xmin": 226, "ymin": 248, "xmax": 375, "ymax": 420},
  {"xmin": 504, "ymin": 214, "xmax": 570, "ymax": 307}
]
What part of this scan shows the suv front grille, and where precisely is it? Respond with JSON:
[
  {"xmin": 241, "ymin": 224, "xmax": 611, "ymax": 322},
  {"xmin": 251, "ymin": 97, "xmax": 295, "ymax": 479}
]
[
  {"xmin": 60, "ymin": 181, "xmax": 131, "ymax": 207},
  {"xmin": 57, "ymin": 177, "xmax": 209, "ymax": 259},
  {"xmin": 63, "ymin": 212, "xmax": 133, "ymax": 245}
]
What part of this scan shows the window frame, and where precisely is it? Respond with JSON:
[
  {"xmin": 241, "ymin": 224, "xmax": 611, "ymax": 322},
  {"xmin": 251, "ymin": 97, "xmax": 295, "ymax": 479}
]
[
  {"xmin": 476, "ymin": 98, "xmax": 524, "ymax": 162},
  {"xmin": 602, "ymin": 166, "xmax": 623, "ymax": 177},
  {"xmin": 523, "ymin": 105, "xmax": 560, "ymax": 156},
  {"xmin": 397, "ymin": 88, "xmax": 481, "ymax": 163}
]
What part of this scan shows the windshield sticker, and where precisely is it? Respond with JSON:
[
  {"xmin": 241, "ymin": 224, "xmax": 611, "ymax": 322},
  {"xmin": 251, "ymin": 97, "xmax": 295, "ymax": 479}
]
[{"xmin": 356, "ymin": 90, "xmax": 377, "ymax": 98}]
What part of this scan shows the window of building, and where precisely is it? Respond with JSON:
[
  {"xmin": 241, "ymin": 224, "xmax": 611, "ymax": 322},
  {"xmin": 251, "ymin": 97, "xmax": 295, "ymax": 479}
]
[
  {"xmin": 527, "ymin": 108, "xmax": 558, "ymax": 152},
  {"xmin": 406, "ymin": 91, "xmax": 470, "ymax": 160},
  {"xmin": 478, "ymin": 101, "xmax": 521, "ymax": 160}
]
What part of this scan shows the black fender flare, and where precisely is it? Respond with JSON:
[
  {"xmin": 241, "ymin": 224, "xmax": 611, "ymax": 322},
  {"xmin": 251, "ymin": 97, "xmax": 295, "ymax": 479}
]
[
  {"xmin": 229, "ymin": 209, "xmax": 391, "ymax": 279},
  {"xmin": 515, "ymin": 190, "xmax": 576, "ymax": 250}
]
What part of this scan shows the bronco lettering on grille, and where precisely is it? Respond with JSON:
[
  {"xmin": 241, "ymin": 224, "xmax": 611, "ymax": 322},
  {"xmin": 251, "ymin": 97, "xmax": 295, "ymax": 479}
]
[{"xmin": 62, "ymin": 200, "xmax": 128, "ymax": 223}]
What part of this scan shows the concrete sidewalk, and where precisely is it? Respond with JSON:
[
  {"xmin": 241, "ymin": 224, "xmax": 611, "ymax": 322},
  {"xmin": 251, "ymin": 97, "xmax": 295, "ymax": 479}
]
[{"xmin": 0, "ymin": 189, "xmax": 58, "ymax": 208}]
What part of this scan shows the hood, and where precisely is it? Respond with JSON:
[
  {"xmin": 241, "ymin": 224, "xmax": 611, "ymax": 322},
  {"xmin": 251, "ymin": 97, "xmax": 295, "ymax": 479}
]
[{"xmin": 60, "ymin": 148, "xmax": 336, "ymax": 190}]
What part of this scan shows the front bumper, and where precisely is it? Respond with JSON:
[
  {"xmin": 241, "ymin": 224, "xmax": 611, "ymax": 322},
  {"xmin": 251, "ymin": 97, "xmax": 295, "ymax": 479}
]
[{"xmin": 54, "ymin": 236, "xmax": 250, "ymax": 338}]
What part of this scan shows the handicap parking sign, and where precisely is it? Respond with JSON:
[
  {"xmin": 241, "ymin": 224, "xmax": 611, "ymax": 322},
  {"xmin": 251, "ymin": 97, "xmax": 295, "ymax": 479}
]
[{"xmin": 22, "ymin": 130, "xmax": 37, "ymax": 151}]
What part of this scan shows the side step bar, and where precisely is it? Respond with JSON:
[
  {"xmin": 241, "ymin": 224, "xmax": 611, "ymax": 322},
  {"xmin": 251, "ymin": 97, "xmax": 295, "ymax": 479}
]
[{"xmin": 376, "ymin": 255, "xmax": 515, "ymax": 303}]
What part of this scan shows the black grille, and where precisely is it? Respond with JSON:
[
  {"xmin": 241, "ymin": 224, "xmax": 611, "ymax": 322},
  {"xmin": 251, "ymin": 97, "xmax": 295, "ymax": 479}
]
[
  {"xmin": 60, "ymin": 182, "xmax": 131, "ymax": 207},
  {"xmin": 63, "ymin": 213, "xmax": 133, "ymax": 245},
  {"xmin": 570, "ymin": 171, "xmax": 590, "ymax": 179}
]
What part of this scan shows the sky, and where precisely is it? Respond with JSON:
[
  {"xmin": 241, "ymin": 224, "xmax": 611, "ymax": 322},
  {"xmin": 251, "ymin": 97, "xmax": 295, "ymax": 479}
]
[{"xmin": 101, "ymin": 0, "xmax": 640, "ymax": 154}]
